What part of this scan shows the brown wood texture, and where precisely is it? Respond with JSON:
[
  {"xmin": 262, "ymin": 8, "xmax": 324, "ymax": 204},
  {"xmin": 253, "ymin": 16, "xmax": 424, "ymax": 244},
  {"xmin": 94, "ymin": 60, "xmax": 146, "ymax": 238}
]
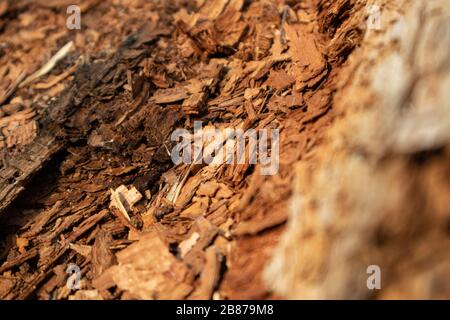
[{"xmin": 0, "ymin": 0, "xmax": 449, "ymax": 300}]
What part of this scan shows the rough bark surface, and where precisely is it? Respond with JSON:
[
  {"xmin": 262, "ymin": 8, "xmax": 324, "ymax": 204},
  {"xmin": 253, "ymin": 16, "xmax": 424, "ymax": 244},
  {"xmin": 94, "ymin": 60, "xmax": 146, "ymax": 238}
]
[
  {"xmin": 0, "ymin": 0, "xmax": 448, "ymax": 300},
  {"xmin": 265, "ymin": 0, "xmax": 450, "ymax": 299}
]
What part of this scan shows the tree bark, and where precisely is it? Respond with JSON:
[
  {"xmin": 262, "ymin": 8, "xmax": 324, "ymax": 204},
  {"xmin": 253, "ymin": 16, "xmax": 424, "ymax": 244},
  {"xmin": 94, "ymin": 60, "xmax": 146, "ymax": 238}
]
[{"xmin": 265, "ymin": 0, "xmax": 450, "ymax": 299}]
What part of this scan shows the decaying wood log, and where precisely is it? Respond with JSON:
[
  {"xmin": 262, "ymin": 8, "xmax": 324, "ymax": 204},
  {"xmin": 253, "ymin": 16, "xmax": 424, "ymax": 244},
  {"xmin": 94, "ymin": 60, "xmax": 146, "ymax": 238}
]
[
  {"xmin": 0, "ymin": 0, "xmax": 354, "ymax": 301},
  {"xmin": 1, "ymin": 0, "xmax": 448, "ymax": 301},
  {"xmin": 265, "ymin": 0, "xmax": 450, "ymax": 299}
]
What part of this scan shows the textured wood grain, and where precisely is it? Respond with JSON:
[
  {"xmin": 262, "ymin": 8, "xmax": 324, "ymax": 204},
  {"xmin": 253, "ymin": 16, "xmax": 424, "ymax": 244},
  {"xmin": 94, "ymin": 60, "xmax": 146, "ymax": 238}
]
[
  {"xmin": 0, "ymin": 25, "xmax": 163, "ymax": 214},
  {"xmin": 265, "ymin": 0, "xmax": 450, "ymax": 299}
]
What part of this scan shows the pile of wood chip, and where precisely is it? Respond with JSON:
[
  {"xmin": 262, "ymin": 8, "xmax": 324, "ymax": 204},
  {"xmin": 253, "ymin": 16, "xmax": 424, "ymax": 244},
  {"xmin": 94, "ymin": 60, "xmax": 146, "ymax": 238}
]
[{"xmin": 1, "ymin": 0, "xmax": 449, "ymax": 300}]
